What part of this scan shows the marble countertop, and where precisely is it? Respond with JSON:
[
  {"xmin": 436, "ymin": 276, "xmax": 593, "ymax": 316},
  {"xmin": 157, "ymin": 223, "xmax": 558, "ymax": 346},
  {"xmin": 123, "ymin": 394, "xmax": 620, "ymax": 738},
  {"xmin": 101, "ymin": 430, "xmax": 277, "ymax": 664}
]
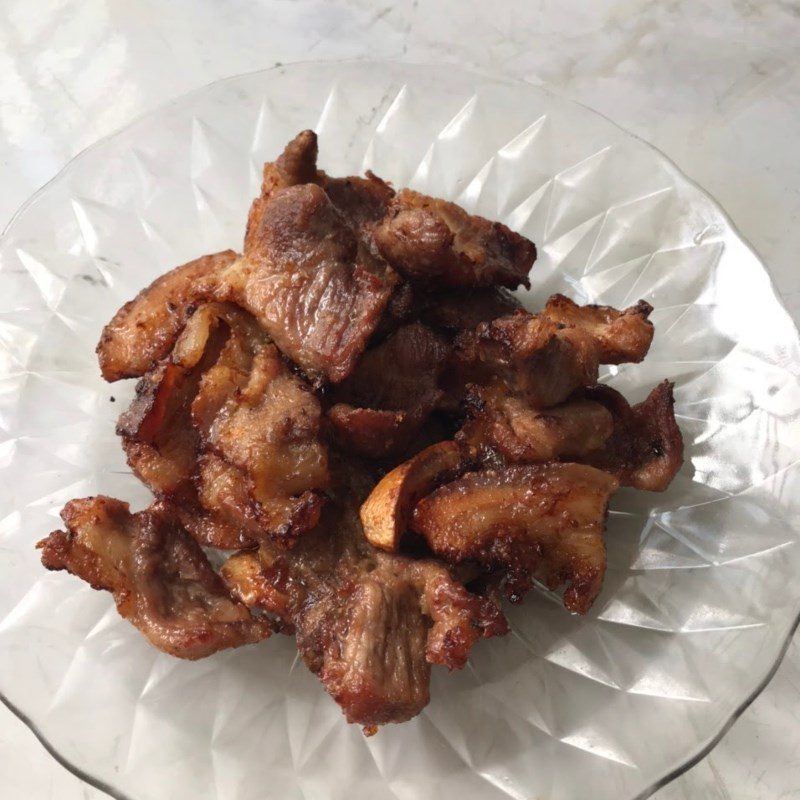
[{"xmin": 1, "ymin": 1, "xmax": 798, "ymax": 798}]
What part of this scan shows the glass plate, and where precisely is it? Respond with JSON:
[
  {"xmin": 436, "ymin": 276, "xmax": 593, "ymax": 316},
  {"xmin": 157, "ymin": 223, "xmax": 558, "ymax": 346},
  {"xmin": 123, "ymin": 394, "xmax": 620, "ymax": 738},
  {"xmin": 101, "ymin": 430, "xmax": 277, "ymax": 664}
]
[{"xmin": 1, "ymin": 61, "xmax": 798, "ymax": 800}]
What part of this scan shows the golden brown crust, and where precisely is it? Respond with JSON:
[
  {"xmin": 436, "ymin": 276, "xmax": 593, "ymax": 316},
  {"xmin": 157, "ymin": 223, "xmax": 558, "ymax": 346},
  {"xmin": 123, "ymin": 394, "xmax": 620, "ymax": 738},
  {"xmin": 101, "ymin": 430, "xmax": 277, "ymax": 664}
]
[
  {"xmin": 458, "ymin": 385, "xmax": 614, "ymax": 463},
  {"xmin": 542, "ymin": 294, "xmax": 654, "ymax": 364},
  {"xmin": 221, "ymin": 475, "xmax": 507, "ymax": 726},
  {"xmin": 230, "ymin": 183, "xmax": 396, "ymax": 383},
  {"xmin": 96, "ymin": 250, "xmax": 238, "ymax": 382},
  {"xmin": 38, "ymin": 496, "xmax": 271, "ymax": 659},
  {"xmin": 411, "ymin": 463, "xmax": 619, "ymax": 613},
  {"xmin": 374, "ymin": 189, "xmax": 535, "ymax": 289},
  {"xmin": 119, "ymin": 302, "xmax": 330, "ymax": 546},
  {"xmin": 450, "ymin": 311, "xmax": 600, "ymax": 409},
  {"xmin": 584, "ymin": 381, "xmax": 684, "ymax": 491}
]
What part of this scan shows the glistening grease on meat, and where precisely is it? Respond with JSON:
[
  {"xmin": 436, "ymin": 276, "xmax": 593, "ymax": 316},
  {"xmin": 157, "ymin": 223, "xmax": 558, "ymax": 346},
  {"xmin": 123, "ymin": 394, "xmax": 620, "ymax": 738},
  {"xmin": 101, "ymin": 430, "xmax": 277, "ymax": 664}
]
[
  {"xmin": 222, "ymin": 470, "xmax": 507, "ymax": 726},
  {"xmin": 450, "ymin": 311, "xmax": 600, "ymax": 409},
  {"xmin": 327, "ymin": 322, "xmax": 450, "ymax": 458},
  {"xmin": 411, "ymin": 464, "xmax": 619, "ymax": 613},
  {"xmin": 374, "ymin": 189, "xmax": 536, "ymax": 289},
  {"xmin": 584, "ymin": 382, "xmax": 684, "ymax": 491},
  {"xmin": 458, "ymin": 385, "xmax": 615, "ymax": 463},
  {"xmin": 97, "ymin": 250, "xmax": 239, "ymax": 382},
  {"xmin": 221, "ymin": 183, "xmax": 396, "ymax": 383},
  {"xmin": 541, "ymin": 294, "xmax": 654, "ymax": 364},
  {"xmin": 359, "ymin": 441, "xmax": 469, "ymax": 552},
  {"xmin": 119, "ymin": 302, "xmax": 330, "ymax": 546},
  {"xmin": 246, "ymin": 129, "xmax": 395, "ymax": 254},
  {"xmin": 38, "ymin": 497, "xmax": 271, "ymax": 659}
]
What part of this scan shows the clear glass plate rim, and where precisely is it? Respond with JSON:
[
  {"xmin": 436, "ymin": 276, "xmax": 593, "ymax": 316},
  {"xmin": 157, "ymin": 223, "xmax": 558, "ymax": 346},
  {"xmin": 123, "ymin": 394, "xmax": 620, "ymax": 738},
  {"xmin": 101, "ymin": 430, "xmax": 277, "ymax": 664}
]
[{"xmin": 0, "ymin": 58, "xmax": 798, "ymax": 800}]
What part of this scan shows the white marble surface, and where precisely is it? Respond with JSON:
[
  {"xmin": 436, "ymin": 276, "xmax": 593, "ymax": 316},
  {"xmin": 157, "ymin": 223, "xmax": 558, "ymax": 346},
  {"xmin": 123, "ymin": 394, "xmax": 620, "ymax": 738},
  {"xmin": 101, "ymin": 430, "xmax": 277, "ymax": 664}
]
[{"xmin": 1, "ymin": 1, "xmax": 798, "ymax": 798}]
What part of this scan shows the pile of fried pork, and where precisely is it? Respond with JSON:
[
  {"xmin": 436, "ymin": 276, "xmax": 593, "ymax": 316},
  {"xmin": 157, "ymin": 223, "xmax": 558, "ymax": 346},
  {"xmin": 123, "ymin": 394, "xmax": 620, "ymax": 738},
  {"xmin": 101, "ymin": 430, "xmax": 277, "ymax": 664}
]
[{"xmin": 38, "ymin": 131, "xmax": 683, "ymax": 729}]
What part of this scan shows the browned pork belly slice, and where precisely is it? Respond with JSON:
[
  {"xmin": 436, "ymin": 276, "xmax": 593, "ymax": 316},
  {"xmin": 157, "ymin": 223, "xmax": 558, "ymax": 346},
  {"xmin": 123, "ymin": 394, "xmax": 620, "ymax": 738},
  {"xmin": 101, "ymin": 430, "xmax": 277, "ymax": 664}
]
[
  {"xmin": 457, "ymin": 381, "xmax": 683, "ymax": 492},
  {"xmin": 119, "ymin": 302, "xmax": 329, "ymax": 546},
  {"xmin": 38, "ymin": 496, "xmax": 271, "ymax": 659},
  {"xmin": 327, "ymin": 322, "xmax": 450, "ymax": 458},
  {"xmin": 193, "ymin": 339, "xmax": 329, "ymax": 544},
  {"xmin": 221, "ymin": 474, "xmax": 507, "ymax": 726},
  {"xmin": 97, "ymin": 250, "xmax": 238, "ymax": 382},
  {"xmin": 450, "ymin": 311, "xmax": 600, "ymax": 409},
  {"xmin": 419, "ymin": 286, "xmax": 523, "ymax": 337},
  {"xmin": 411, "ymin": 463, "xmax": 619, "ymax": 613},
  {"xmin": 374, "ymin": 189, "xmax": 536, "ymax": 289},
  {"xmin": 457, "ymin": 384, "xmax": 614, "ymax": 463},
  {"xmin": 221, "ymin": 183, "xmax": 396, "ymax": 383},
  {"xmin": 246, "ymin": 129, "xmax": 395, "ymax": 253},
  {"xmin": 584, "ymin": 381, "xmax": 684, "ymax": 491},
  {"xmin": 541, "ymin": 294, "xmax": 654, "ymax": 364}
]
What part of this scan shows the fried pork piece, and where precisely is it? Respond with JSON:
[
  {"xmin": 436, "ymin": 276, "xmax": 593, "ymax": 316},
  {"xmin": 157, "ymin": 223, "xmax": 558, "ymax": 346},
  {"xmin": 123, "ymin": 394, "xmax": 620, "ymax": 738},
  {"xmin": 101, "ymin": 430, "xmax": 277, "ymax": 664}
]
[
  {"xmin": 220, "ymin": 183, "xmax": 396, "ymax": 383},
  {"xmin": 374, "ymin": 189, "xmax": 536, "ymax": 290},
  {"xmin": 120, "ymin": 302, "xmax": 329, "ymax": 545},
  {"xmin": 458, "ymin": 384, "xmax": 614, "ymax": 463},
  {"xmin": 193, "ymin": 335, "xmax": 329, "ymax": 544},
  {"xmin": 542, "ymin": 294, "xmax": 654, "ymax": 364},
  {"xmin": 246, "ymin": 129, "xmax": 395, "ymax": 252},
  {"xmin": 196, "ymin": 452, "xmax": 326, "ymax": 547},
  {"xmin": 171, "ymin": 497, "xmax": 254, "ymax": 551},
  {"xmin": 259, "ymin": 130, "xmax": 319, "ymax": 200},
  {"xmin": 97, "ymin": 250, "xmax": 238, "ymax": 382},
  {"xmin": 584, "ymin": 381, "xmax": 683, "ymax": 491},
  {"xmin": 116, "ymin": 319, "xmax": 226, "ymax": 498},
  {"xmin": 328, "ymin": 322, "xmax": 450, "ymax": 458},
  {"xmin": 451, "ymin": 311, "xmax": 600, "ymax": 409},
  {"xmin": 38, "ymin": 496, "xmax": 271, "ymax": 659},
  {"xmin": 116, "ymin": 303, "xmax": 246, "ymax": 546},
  {"xmin": 411, "ymin": 464, "xmax": 619, "ymax": 613},
  {"xmin": 327, "ymin": 404, "xmax": 438, "ymax": 461},
  {"xmin": 320, "ymin": 171, "xmax": 396, "ymax": 232},
  {"xmin": 222, "ymin": 470, "xmax": 507, "ymax": 726},
  {"xmin": 419, "ymin": 286, "xmax": 523, "ymax": 337}
]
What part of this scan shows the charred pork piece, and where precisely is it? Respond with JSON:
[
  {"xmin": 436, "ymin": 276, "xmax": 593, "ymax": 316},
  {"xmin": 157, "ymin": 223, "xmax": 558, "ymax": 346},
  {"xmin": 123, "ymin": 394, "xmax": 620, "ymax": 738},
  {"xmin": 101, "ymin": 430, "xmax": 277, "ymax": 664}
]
[
  {"xmin": 222, "ymin": 468, "xmax": 507, "ymax": 727},
  {"xmin": 411, "ymin": 463, "xmax": 619, "ymax": 613},
  {"xmin": 115, "ymin": 305, "xmax": 233, "ymax": 498},
  {"xmin": 246, "ymin": 130, "xmax": 395, "ymax": 252},
  {"xmin": 119, "ymin": 302, "xmax": 329, "ymax": 546},
  {"xmin": 39, "ymin": 496, "xmax": 271, "ymax": 659},
  {"xmin": 374, "ymin": 189, "xmax": 535, "ymax": 290},
  {"xmin": 584, "ymin": 381, "xmax": 683, "ymax": 491},
  {"xmin": 541, "ymin": 294, "xmax": 654, "ymax": 364},
  {"xmin": 97, "ymin": 250, "xmax": 238, "ymax": 382},
  {"xmin": 327, "ymin": 322, "xmax": 450, "ymax": 458},
  {"xmin": 220, "ymin": 183, "xmax": 396, "ymax": 383},
  {"xmin": 193, "ymin": 338, "xmax": 329, "ymax": 544},
  {"xmin": 450, "ymin": 311, "xmax": 600, "ymax": 409},
  {"xmin": 457, "ymin": 381, "xmax": 683, "ymax": 492},
  {"xmin": 458, "ymin": 384, "xmax": 614, "ymax": 463}
]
